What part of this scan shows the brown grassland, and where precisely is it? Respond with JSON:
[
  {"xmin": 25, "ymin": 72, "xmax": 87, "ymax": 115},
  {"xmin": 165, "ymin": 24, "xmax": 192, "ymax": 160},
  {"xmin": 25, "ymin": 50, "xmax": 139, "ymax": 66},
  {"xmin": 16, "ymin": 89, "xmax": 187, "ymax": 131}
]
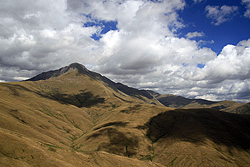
[{"xmin": 1, "ymin": 65, "xmax": 250, "ymax": 166}]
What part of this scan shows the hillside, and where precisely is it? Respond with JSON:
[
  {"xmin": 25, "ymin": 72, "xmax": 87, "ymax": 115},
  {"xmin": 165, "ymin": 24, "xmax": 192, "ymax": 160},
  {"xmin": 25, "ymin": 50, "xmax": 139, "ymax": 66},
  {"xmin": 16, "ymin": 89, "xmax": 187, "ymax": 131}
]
[
  {"xmin": 229, "ymin": 102, "xmax": 250, "ymax": 115},
  {"xmin": 1, "ymin": 63, "xmax": 250, "ymax": 167},
  {"xmin": 156, "ymin": 94, "xmax": 247, "ymax": 114}
]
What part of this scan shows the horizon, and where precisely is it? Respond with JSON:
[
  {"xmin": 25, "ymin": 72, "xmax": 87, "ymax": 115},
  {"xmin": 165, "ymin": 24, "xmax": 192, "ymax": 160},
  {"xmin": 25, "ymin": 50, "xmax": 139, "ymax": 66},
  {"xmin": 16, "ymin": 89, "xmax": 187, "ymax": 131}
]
[
  {"xmin": 0, "ymin": 0, "xmax": 250, "ymax": 102},
  {"xmin": 2, "ymin": 62, "xmax": 246, "ymax": 103}
]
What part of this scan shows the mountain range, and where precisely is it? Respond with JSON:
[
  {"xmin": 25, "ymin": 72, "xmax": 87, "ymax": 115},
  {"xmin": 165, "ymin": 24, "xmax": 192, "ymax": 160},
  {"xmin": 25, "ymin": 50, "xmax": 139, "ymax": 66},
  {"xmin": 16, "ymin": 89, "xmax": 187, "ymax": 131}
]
[{"xmin": 1, "ymin": 63, "xmax": 250, "ymax": 167}]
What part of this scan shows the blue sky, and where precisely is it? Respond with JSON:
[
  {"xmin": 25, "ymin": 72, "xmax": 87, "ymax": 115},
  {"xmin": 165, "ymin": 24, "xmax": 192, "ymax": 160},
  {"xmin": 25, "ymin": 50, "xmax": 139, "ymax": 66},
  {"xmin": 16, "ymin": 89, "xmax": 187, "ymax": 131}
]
[
  {"xmin": 1, "ymin": 0, "xmax": 250, "ymax": 102},
  {"xmin": 85, "ymin": 0, "xmax": 250, "ymax": 54},
  {"xmin": 179, "ymin": 0, "xmax": 250, "ymax": 54},
  {"xmin": 84, "ymin": 15, "xmax": 118, "ymax": 40}
]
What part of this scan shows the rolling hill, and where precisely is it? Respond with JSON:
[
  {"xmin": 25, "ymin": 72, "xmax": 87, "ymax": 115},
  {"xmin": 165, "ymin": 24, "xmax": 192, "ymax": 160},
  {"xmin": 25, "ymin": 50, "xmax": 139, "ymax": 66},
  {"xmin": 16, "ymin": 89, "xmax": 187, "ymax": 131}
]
[{"xmin": 1, "ymin": 63, "xmax": 250, "ymax": 167}]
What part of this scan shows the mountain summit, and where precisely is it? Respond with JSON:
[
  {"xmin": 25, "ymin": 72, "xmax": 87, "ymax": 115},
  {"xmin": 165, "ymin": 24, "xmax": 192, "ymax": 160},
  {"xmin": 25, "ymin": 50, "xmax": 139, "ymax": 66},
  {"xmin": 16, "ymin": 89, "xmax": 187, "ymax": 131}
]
[
  {"xmin": 27, "ymin": 63, "xmax": 89, "ymax": 81},
  {"xmin": 66, "ymin": 62, "xmax": 89, "ymax": 72}
]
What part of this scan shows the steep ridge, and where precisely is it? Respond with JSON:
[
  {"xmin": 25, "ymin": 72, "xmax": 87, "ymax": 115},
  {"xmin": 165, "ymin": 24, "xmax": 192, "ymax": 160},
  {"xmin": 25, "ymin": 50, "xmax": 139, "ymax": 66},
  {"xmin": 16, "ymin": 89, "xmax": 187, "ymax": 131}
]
[{"xmin": 1, "ymin": 63, "xmax": 250, "ymax": 167}]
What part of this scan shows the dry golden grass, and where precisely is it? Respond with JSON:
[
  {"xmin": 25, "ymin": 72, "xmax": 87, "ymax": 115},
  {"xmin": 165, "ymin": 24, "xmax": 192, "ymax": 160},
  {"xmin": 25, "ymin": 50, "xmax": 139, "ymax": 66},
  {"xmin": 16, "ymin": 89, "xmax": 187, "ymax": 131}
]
[{"xmin": 1, "ymin": 69, "xmax": 250, "ymax": 166}]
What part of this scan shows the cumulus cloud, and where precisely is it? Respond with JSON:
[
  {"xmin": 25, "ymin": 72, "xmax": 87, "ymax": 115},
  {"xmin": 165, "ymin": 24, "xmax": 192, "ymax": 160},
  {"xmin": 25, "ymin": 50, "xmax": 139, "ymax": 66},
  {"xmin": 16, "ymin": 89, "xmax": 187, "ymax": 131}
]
[
  {"xmin": 205, "ymin": 5, "xmax": 239, "ymax": 25},
  {"xmin": 197, "ymin": 39, "xmax": 250, "ymax": 83},
  {"xmin": 0, "ymin": 0, "xmax": 101, "ymax": 81},
  {"xmin": 0, "ymin": 0, "xmax": 249, "ymax": 102},
  {"xmin": 184, "ymin": 39, "xmax": 250, "ymax": 101},
  {"xmin": 185, "ymin": 32, "xmax": 205, "ymax": 39},
  {"xmin": 242, "ymin": 0, "xmax": 250, "ymax": 18}
]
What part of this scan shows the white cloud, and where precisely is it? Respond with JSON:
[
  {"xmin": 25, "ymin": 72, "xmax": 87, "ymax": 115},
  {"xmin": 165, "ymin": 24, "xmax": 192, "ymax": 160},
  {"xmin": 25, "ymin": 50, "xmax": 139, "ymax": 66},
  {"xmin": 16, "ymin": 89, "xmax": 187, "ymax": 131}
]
[
  {"xmin": 196, "ymin": 94, "xmax": 218, "ymax": 101},
  {"xmin": 242, "ymin": 0, "xmax": 250, "ymax": 18},
  {"xmin": 185, "ymin": 32, "xmax": 205, "ymax": 39},
  {"xmin": 0, "ymin": 0, "xmax": 100, "ymax": 76},
  {"xmin": 181, "ymin": 39, "xmax": 250, "ymax": 101},
  {"xmin": 196, "ymin": 39, "xmax": 250, "ymax": 83},
  {"xmin": 0, "ymin": 0, "xmax": 249, "ymax": 102},
  {"xmin": 205, "ymin": 5, "xmax": 239, "ymax": 25}
]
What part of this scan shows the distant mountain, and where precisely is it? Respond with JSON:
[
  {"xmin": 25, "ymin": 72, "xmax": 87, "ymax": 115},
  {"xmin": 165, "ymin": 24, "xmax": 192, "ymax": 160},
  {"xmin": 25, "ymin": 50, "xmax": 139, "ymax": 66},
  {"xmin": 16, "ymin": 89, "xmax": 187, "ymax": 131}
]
[
  {"xmin": 157, "ymin": 94, "xmax": 217, "ymax": 108},
  {"xmin": 156, "ymin": 94, "xmax": 250, "ymax": 114}
]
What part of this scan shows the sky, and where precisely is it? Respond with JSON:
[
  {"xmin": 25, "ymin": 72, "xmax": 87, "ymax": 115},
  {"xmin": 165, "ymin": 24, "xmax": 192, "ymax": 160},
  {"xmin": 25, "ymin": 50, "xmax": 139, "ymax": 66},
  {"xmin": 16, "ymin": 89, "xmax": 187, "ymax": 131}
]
[{"xmin": 0, "ymin": 0, "xmax": 250, "ymax": 102}]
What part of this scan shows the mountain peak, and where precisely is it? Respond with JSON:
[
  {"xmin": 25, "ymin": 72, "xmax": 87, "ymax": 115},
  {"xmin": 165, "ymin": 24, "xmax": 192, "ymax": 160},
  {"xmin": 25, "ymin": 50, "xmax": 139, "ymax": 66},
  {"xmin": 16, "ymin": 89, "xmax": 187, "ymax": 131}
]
[
  {"xmin": 27, "ymin": 63, "xmax": 89, "ymax": 81},
  {"xmin": 67, "ymin": 63, "xmax": 88, "ymax": 72}
]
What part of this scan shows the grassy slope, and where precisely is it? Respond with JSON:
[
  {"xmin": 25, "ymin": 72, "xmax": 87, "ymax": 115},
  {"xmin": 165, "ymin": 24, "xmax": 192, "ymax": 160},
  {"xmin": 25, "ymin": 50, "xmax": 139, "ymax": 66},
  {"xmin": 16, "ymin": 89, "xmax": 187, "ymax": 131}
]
[
  {"xmin": 1, "ymin": 70, "xmax": 250, "ymax": 166},
  {"xmin": 145, "ymin": 109, "xmax": 250, "ymax": 166},
  {"xmin": 0, "ymin": 71, "xmax": 164, "ymax": 167},
  {"xmin": 227, "ymin": 102, "xmax": 250, "ymax": 115}
]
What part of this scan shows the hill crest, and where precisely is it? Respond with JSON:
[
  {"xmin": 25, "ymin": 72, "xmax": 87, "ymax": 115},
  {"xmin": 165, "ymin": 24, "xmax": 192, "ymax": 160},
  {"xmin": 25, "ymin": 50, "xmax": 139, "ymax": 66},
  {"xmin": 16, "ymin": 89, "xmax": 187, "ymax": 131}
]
[{"xmin": 27, "ymin": 63, "xmax": 89, "ymax": 81}]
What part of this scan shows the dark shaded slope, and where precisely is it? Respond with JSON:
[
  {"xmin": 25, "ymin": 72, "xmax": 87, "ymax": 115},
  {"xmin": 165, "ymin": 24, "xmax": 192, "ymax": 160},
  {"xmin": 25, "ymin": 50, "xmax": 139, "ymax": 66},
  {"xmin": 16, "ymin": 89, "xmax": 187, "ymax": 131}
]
[
  {"xmin": 145, "ymin": 108, "xmax": 250, "ymax": 150},
  {"xmin": 134, "ymin": 108, "xmax": 250, "ymax": 166},
  {"xmin": 115, "ymin": 83, "xmax": 153, "ymax": 99},
  {"xmin": 157, "ymin": 95, "xmax": 217, "ymax": 108},
  {"xmin": 39, "ymin": 90, "xmax": 105, "ymax": 108},
  {"xmin": 1, "ymin": 82, "xmax": 105, "ymax": 108}
]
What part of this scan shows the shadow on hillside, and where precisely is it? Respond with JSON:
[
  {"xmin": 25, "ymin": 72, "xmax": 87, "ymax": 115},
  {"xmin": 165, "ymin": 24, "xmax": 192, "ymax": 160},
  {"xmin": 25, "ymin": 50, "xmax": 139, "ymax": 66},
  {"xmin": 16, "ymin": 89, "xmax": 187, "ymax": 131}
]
[
  {"xmin": 1, "ymin": 83, "xmax": 104, "ymax": 108},
  {"xmin": 139, "ymin": 109, "xmax": 250, "ymax": 150},
  {"xmin": 87, "ymin": 127, "xmax": 139, "ymax": 157},
  {"xmin": 120, "ymin": 105, "xmax": 141, "ymax": 114},
  {"xmin": 2, "ymin": 83, "xmax": 31, "ymax": 96},
  {"xmin": 40, "ymin": 90, "xmax": 105, "ymax": 108}
]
